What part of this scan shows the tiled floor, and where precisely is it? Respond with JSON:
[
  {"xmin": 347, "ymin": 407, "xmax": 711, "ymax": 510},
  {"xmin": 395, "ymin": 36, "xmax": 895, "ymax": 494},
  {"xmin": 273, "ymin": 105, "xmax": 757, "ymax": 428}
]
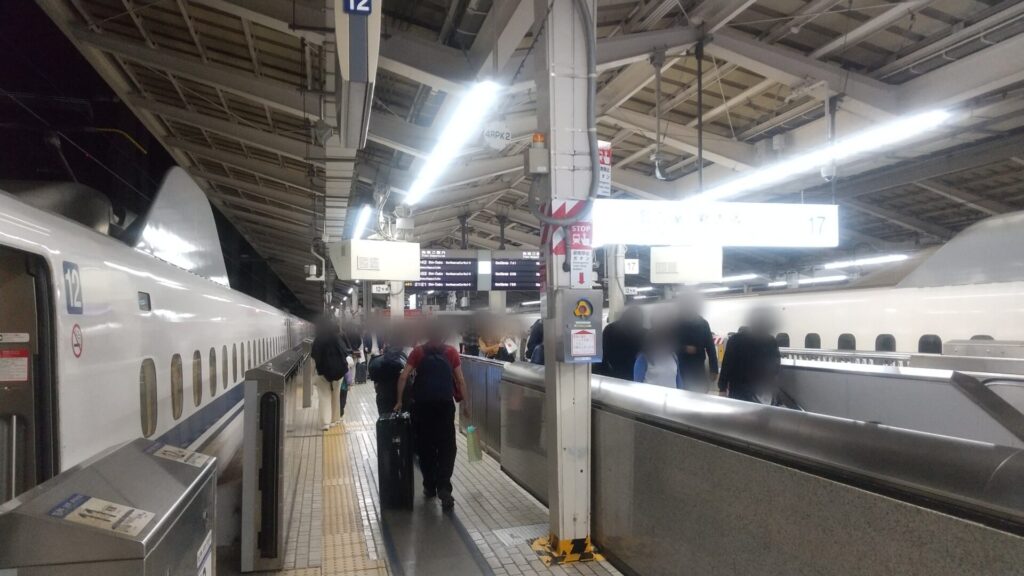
[
  {"xmin": 246, "ymin": 381, "xmax": 621, "ymax": 576},
  {"xmin": 343, "ymin": 383, "xmax": 623, "ymax": 576}
]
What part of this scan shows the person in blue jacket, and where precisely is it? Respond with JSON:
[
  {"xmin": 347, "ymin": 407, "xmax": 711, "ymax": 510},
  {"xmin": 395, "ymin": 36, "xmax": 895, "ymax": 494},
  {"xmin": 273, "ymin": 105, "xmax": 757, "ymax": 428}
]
[{"xmin": 634, "ymin": 326, "xmax": 683, "ymax": 389}]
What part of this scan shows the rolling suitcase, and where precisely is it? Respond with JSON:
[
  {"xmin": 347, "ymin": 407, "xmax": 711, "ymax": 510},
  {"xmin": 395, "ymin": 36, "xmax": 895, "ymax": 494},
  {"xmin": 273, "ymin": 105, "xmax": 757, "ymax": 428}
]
[
  {"xmin": 356, "ymin": 361, "xmax": 368, "ymax": 384},
  {"xmin": 377, "ymin": 412, "xmax": 414, "ymax": 509}
]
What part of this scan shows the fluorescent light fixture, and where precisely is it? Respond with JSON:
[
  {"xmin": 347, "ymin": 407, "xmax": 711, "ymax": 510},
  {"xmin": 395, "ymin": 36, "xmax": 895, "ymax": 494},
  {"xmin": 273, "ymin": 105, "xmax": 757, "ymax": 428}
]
[
  {"xmin": 823, "ymin": 254, "xmax": 909, "ymax": 269},
  {"xmin": 688, "ymin": 109, "xmax": 952, "ymax": 204},
  {"xmin": 478, "ymin": 260, "xmax": 492, "ymax": 275},
  {"xmin": 427, "ymin": 290, "xmax": 435, "ymax": 295},
  {"xmin": 636, "ymin": 286, "xmax": 656, "ymax": 292},
  {"xmin": 348, "ymin": 287, "xmax": 354, "ymax": 294},
  {"xmin": 352, "ymin": 205, "xmax": 373, "ymax": 239},
  {"xmin": 409, "ymin": 294, "xmax": 417, "ymax": 309},
  {"xmin": 720, "ymin": 273, "xmax": 758, "ymax": 282},
  {"xmin": 800, "ymin": 274, "xmax": 848, "ymax": 285},
  {"xmin": 701, "ymin": 286, "xmax": 736, "ymax": 293},
  {"xmin": 403, "ymin": 81, "xmax": 502, "ymax": 206},
  {"xmin": 632, "ymin": 295, "xmax": 652, "ymax": 300},
  {"xmin": 767, "ymin": 280, "xmax": 787, "ymax": 288},
  {"xmin": 520, "ymin": 300, "xmax": 541, "ymax": 306}
]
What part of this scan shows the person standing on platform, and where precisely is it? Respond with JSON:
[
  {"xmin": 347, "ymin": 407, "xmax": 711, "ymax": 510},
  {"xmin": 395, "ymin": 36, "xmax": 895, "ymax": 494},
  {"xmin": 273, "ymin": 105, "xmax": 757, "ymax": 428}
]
[
  {"xmin": 599, "ymin": 306, "xmax": 645, "ymax": 380},
  {"xmin": 311, "ymin": 318, "xmax": 351, "ymax": 430},
  {"xmin": 394, "ymin": 323, "xmax": 467, "ymax": 511},
  {"xmin": 718, "ymin": 307, "xmax": 782, "ymax": 403},
  {"xmin": 633, "ymin": 325, "xmax": 683, "ymax": 389},
  {"xmin": 526, "ymin": 319, "xmax": 543, "ymax": 361},
  {"xmin": 369, "ymin": 335, "xmax": 407, "ymax": 416},
  {"xmin": 674, "ymin": 293, "xmax": 719, "ymax": 392}
]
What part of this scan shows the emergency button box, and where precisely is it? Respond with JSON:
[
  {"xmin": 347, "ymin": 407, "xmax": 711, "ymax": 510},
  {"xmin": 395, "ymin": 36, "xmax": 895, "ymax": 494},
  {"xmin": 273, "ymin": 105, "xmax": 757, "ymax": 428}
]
[{"xmin": 556, "ymin": 289, "xmax": 604, "ymax": 364}]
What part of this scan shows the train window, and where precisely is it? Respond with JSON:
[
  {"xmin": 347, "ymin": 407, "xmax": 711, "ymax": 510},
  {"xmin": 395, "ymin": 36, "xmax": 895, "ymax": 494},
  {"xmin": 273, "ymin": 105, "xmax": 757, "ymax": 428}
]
[
  {"xmin": 838, "ymin": 333, "xmax": 856, "ymax": 351},
  {"xmin": 171, "ymin": 354, "xmax": 183, "ymax": 420},
  {"xmin": 971, "ymin": 334, "xmax": 995, "ymax": 340},
  {"xmin": 875, "ymin": 334, "xmax": 896, "ymax": 352},
  {"xmin": 919, "ymin": 334, "xmax": 942, "ymax": 354},
  {"xmin": 209, "ymin": 348, "xmax": 217, "ymax": 397},
  {"xmin": 775, "ymin": 333, "xmax": 790, "ymax": 347},
  {"xmin": 192, "ymin": 350, "xmax": 203, "ymax": 407},
  {"xmin": 138, "ymin": 291, "xmax": 151, "ymax": 311},
  {"xmin": 233, "ymin": 344, "xmax": 238, "ymax": 382},
  {"xmin": 140, "ymin": 359, "xmax": 158, "ymax": 438},
  {"xmin": 804, "ymin": 333, "xmax": 821, "ymax": 349},
  {"xmin": 222, "ymin": 345, "xmax": 228, "ymax": 389}
]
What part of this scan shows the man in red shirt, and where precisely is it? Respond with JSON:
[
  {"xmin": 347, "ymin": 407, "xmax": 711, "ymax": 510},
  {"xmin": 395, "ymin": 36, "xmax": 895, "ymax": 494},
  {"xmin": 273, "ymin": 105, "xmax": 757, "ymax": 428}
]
[{"xmin": 394, "ymin": 324, "xmax": 467, "ymax": 511}]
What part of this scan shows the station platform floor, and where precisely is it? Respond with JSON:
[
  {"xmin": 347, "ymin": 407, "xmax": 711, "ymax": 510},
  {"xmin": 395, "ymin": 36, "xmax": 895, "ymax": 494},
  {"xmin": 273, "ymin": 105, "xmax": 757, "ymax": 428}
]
[{"xmin": 226, "ymin": 381, "xmax": 622, "ymax": 576}]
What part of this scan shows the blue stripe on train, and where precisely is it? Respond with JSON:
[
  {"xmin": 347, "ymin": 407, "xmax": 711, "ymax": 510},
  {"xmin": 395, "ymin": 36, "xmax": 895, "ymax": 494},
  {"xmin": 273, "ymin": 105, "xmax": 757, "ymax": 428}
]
[{"xmin": 157, "ymin": 383, "xmax": 245, "ymax": 448}]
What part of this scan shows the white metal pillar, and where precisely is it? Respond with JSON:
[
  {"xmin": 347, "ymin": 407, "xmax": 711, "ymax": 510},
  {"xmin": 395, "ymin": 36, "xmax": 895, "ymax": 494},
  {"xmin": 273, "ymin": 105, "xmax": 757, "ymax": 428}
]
[
  {"xmin": 535, "ymin": 0, "xmax": 597, "ymax": 555},
  {"xmin": 606, "ymin": 245, "xmax": 626, "ymax": 322},
  {"xmin": 488, "ymin": 290, "xmax": 507, "ymax": 314},
  {"xmin": 389, "ymin": 281, "xmax": 404, "ymax": 322}
]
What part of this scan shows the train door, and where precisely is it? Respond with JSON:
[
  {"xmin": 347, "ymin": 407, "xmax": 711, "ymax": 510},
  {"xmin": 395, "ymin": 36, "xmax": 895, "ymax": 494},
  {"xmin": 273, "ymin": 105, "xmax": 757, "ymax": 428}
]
[{"xmin": 0, "ymin": 245, "xmax": 57, "ymax": 502}]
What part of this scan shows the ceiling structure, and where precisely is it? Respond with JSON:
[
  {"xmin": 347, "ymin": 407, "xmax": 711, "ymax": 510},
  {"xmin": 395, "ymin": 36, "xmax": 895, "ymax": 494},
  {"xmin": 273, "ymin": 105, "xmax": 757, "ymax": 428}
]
[{"xmin": 38, "ymin": 0, "xmax": 1024, "ymax": 308}]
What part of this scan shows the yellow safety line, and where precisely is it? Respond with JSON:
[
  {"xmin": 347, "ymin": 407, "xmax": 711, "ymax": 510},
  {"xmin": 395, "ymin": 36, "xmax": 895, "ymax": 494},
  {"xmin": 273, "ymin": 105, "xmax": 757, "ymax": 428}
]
[{"xmin": 320, "ymin": 425, "xmax": 390, "ymax": 576}]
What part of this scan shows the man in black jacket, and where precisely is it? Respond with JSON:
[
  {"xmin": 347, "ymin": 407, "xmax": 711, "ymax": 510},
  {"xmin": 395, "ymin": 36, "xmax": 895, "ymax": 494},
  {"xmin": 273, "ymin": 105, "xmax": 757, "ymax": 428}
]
[
  {"xmin": 718, "ymin": 307, "xmax": 781, "ymax": 403},
  {"xmin": 311, "ymin": 318, "xmax": 350, "ymax": 429},
  {"xmin": 599, "ymin": 306, "xmax": 645, "ymax": 381},
  {"xmin": 674, "ymin": 293, "xmax": 719, "ymax": 392},
  {"xmin": 368, "ymin": 335, "xmax": 407, "ymax": 415}
]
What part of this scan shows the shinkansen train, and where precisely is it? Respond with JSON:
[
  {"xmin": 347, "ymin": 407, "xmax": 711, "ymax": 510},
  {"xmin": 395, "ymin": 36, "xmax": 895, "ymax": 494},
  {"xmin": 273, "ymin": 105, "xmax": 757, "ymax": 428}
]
[
  {"xmin": 0, "ymin": 168, "xmax": 311, "ymax": 503},
  {"xmin": 515, "ymin": 211, "xmax": 1024, "ymax": 355}
]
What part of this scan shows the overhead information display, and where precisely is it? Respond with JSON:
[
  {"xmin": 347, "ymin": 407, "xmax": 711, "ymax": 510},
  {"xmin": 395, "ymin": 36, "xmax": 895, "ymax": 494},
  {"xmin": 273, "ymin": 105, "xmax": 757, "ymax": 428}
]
[
  {"xmin": 491, "ymin": 250, "xmax": 542, "ymax": 291},
  {"xmin": 407, "ymin": 249, "xmax": 478, "ymax": 291}
]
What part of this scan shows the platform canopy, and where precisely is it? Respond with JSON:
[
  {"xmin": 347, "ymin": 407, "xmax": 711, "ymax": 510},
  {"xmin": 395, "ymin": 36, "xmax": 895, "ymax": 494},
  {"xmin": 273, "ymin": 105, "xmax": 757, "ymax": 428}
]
[{"xmin": 38, "ymin": 0, "xmax": 1024, "ymax": 307}]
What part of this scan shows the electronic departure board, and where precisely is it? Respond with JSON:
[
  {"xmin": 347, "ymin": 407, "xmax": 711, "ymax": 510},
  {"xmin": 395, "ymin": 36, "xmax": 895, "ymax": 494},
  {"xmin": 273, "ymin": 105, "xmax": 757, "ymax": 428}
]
[
  {"xmin": 406, "ymin": 249, "xmax": 478, "ymax": 291},
  {"xmin": 491, "ymin": 250, "xmax": 542, "ymax": 291}
]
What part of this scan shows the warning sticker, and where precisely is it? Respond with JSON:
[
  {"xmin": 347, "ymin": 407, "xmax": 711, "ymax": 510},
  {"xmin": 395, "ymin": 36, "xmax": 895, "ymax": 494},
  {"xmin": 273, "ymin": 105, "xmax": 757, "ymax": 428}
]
[
  {"xmin": 146, "ymin": 443, "xmax": 211, "ymax": 468},
  {"xmin": 0, "ymin": 333, "xmax": 29, "ymax": 343},
  {"xmin": 71, "ymin": 324, "xmax": 83, "ymax": 358},
  {"xmin": 570, "ymin": 329, "xmax": 597, "ymax": 357},
  {"xmin": 0, "ymin": 349, "xmax": 29, "ymax": 382},
  {"xmin": 48, "ymin": 493, "xmax": 155, "ymax": 537}
]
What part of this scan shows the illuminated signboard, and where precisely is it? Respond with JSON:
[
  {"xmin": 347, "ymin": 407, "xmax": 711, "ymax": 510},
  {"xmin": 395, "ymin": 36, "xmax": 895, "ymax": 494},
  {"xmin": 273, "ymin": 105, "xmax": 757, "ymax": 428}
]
[
  {"xmin": 491, "ymin": 250, "xmax": 542, "ymax": 291},
  {"xmin": 406, "ymin": 249, "xmax": 478, "ymax": 291}
]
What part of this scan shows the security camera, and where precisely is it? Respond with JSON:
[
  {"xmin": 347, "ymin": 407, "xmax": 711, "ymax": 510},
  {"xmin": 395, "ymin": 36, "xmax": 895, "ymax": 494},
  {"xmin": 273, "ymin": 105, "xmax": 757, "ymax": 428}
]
[{"xmin": 820, "ymin": 164, "xmax": 836, "ymax": 182}]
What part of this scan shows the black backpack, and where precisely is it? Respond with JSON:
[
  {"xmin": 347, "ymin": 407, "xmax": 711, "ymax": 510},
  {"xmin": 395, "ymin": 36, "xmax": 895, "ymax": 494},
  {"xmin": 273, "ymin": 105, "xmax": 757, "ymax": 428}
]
[{"xmin": 413, "ymin": 345, "xmax": 455, "ymax": 403}]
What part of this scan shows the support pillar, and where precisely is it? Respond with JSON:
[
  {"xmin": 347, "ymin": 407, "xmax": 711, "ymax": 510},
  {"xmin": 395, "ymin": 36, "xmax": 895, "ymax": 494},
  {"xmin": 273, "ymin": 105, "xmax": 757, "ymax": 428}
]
[
  {"xmin": 488, "ymin": 291, "xmax": 507, "ymax": 314},
  {"xmin": 606, "ymin": 245, "xmax": 626, "ymax": 322},
  {"xmin": 389, "ymin": 281, "xmax": 404, "ymax": 322},
  {"xmin": 533, "ymin": 0, "xmax": 599, "ymax": 564}
]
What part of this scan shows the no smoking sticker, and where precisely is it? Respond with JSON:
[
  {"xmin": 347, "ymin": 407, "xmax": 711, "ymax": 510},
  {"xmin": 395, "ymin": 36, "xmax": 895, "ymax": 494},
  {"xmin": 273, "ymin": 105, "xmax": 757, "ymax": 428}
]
[{"xmin": 71, "ymin": 324, "xmax": 83, "ymax": 358}]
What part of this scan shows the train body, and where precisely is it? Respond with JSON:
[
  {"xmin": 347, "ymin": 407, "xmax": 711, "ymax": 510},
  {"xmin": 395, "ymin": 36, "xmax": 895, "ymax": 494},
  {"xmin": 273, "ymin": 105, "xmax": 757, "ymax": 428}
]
[{"xmin": 0, "ymin": 174, "xmax": 311, "ymax": 501}]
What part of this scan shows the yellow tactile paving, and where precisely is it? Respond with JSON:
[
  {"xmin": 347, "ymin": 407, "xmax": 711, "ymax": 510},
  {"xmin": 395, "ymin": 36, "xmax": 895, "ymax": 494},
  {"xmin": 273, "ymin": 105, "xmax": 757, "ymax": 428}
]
[{"xmin": 321, "ymin": 424, "xmax": 391, "ymax": 576}]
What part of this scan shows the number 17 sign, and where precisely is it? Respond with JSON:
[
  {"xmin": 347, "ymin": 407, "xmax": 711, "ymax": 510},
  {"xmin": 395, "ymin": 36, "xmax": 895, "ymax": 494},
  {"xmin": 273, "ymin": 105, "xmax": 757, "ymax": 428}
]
[{"xmin": 343, "ymin": 0, "xmax": 372, "ymax": 14}]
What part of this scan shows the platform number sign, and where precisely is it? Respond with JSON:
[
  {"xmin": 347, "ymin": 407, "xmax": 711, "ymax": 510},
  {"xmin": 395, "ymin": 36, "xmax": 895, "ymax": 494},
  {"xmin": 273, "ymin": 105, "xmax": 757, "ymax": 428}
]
[
  {"xmin": 342, "ymin": 0, "xmax": 372, "ymax": 14},
  {"xmin": 63, "ymin": 261, "xmax": 83, "ymax": 315}
]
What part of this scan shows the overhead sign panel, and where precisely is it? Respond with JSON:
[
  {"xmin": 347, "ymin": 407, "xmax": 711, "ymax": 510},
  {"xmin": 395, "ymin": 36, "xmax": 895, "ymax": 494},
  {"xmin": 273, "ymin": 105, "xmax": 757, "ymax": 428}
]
[
  {"xmin": 650, "ymin": 245, "xmax": 723, "ymax": 284},
  {"xmin": 592, "ymin": 200, "xmax": 839, "ymax": 248},
  {"xmin": 491, "ymin": 250, "xmax": 542, "ymax": 291},
  {"xmin": 407, "ymin": 249, "xmax": 478, "ymax": 291}
]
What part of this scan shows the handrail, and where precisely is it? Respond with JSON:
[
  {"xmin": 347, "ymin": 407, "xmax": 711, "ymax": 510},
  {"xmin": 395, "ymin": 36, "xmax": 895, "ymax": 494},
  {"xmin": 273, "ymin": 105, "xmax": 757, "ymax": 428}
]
[{"xmin": 497, "ymin": 361, "xmax": 1024, "ymax": 531}]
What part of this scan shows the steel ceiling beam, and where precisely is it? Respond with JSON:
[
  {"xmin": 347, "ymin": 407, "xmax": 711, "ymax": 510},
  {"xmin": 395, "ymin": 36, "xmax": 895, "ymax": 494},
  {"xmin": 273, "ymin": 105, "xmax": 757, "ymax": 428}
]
[
  {"xmin": 379, "ymin": 34, "xmax": 476, "ymax": 94},
  {"xmin": 208, "ymin": 191, "xmax": 313, "ymax": 222},
  {"xmin": 72, "ymin": 26, "xmax": 323, "ymax": 120},
  {"xmin": 127, "ymin": 95, "xmax": 316, "ymax": 161},
  {"xmin": 469, "ymin": 220, "xmax": 539, "ymax": 247},
  {"xmin": 388, "ymin": 156, "xmax": 523, "ymax": 195},
  {"xmin": 914, "ymin": 181, "xmax": 1013, "ymax": 216},
  {"xmin": 470, "ymin": 0, "xmax": 534, "ymax": 76},
  {"xmin": 603, "ymin": 108, "xmax": 758, "ymax": 169},
  {"xmin": 705, "ymin": 29, "xmax": 897, "ymax": 117},
  {"xmin": 190, "ymin": 169, "xmax": 315, "ymax": 208},
  {"xmin": 165, "ymin": 137, "xmax": 319, "ymax": 192},
  {"xmin": 841, "ymin": 198, "xmax": 953, "ymax": 239},
  {"xmin": 811, "ymin": 0, "xmax": 932, "ymax": 60}
]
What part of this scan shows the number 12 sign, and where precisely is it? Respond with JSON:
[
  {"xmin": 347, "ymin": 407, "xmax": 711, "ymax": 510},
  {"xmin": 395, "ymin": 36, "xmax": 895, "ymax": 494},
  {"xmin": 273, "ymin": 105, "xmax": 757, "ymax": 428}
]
[{"xmin": 343, "ymin": 0, "xmax": 372, "ymax": 14}]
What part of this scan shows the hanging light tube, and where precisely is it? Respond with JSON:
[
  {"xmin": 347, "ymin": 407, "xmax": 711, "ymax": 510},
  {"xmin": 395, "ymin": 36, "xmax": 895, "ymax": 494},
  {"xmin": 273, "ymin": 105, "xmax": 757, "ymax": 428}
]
[{"xmin": 403, "ymin": 81, "xmax": 502, "ymax": 206}]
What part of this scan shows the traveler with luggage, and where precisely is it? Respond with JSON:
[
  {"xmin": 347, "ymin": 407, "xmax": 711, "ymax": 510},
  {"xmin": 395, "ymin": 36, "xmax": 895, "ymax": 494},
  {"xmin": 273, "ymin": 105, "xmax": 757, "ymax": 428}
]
[
  {"xmin": 368, "ymin": 337, "xmax": 407, "ymax": 416},
  {"xmin": 394, "ymin": 324, "xmax": 467, "ymax": 511},
  {"xmin": 718, "ymin": 307, "xmax": 782, "ymax": 404},
  {"xmin": 311, "ymin": 318, "xmax": 351, "ymax": 430}
]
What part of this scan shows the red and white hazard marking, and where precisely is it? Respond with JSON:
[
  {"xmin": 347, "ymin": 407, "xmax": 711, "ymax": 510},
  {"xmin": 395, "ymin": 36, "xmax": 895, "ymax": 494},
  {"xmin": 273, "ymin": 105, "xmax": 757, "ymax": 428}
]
[{"xmin": 71, "ymin": 324, "xmax": 83, "ymax": 358}]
